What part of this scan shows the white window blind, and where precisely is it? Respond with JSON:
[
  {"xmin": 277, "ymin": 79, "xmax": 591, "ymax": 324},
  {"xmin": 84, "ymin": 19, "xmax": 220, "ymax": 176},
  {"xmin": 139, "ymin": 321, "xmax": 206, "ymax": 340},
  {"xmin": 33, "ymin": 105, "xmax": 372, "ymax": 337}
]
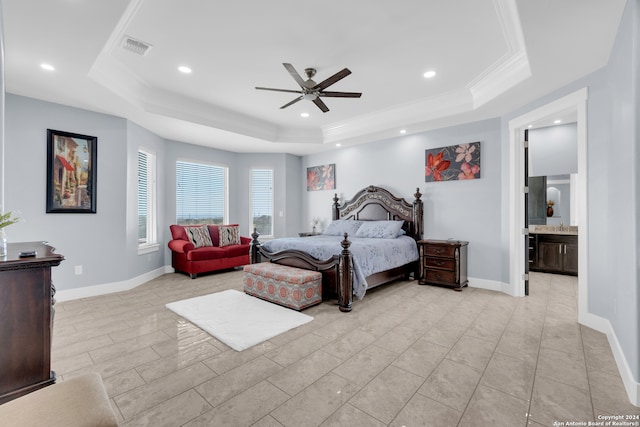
[
  {"xmin": 250, "ymin": 168, "xmax": 273, "ymax": 236},
  {"xmin": 138, "ymin": 149, "xmax": 157, "ymax": 247},
  {"xmin": 176, "ymin": 160, "xmax": 227, "ymax": 225}
]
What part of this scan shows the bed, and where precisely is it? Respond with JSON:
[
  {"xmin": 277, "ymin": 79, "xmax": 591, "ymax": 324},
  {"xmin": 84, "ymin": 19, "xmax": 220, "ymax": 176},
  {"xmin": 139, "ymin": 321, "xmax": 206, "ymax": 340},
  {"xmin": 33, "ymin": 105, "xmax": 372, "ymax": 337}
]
[{"xmin": 249, "ymin": 185, "xmax": 424, "ymax": 312}]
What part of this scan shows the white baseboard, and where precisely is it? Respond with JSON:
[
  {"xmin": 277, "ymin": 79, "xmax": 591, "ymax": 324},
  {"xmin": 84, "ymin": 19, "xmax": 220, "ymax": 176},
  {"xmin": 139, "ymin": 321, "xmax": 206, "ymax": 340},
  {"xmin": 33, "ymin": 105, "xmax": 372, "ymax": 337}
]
[
  {"xmin": 55, "ymin": 266, "xmax": 173, "ymax": 302},
  {"xmin": 580, "ymin": 312, "xmax": 639, "ymax": 407}
]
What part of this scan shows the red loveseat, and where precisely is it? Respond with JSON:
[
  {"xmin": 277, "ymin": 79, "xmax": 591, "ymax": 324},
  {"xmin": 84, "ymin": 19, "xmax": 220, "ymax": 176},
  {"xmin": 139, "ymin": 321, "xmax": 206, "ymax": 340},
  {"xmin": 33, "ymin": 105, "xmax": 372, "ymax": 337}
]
[{"xmin": 168, "ymin": 224, "xmax": 251, "ymax": 278}]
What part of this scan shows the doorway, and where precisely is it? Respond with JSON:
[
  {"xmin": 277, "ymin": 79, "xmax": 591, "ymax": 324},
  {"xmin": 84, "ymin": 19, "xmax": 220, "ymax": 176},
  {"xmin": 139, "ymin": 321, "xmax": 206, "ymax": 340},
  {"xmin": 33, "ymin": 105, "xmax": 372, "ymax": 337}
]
[{"xmin": 508, "ymin": 88, "xmax": 588, "ymax": 321}]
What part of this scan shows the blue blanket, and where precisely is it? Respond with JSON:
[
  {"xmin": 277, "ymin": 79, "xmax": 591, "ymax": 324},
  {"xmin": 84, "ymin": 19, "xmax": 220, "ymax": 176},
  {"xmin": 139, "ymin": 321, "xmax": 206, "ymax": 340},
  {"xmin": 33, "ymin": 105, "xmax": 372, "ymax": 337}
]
[{"xmin": 262, "ymin": 235, "xmax": 419, "ymax": 299}]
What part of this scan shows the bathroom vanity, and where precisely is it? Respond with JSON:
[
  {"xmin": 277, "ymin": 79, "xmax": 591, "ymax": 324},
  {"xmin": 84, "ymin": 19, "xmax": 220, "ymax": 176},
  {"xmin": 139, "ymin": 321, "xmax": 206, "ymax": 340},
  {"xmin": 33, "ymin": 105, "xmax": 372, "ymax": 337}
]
[{"xmin": 529, "ymin": 226, "xmax": 578, "ymax": 276}]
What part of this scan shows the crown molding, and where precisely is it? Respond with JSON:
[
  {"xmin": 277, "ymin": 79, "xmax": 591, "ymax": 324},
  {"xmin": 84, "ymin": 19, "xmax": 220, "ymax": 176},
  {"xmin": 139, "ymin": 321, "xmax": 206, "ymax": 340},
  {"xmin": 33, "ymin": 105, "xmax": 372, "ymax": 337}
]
[
  {"xmin": 322, "ymin": 89, "xmax": 473, "ymax": 144},
  {"xmin": 467, "ymin": 0, "xmax": 531, "ymax": 108},
  {"xmin": 86, "ymin": 0, "xmax": 532, "ymax": 147}
]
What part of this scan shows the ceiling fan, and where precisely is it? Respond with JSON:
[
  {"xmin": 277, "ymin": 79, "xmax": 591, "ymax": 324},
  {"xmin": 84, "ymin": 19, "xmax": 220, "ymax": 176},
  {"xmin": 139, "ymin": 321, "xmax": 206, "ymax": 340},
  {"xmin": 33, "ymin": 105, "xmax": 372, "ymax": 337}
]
[{"xmin": 255, "ymin": 63, "xmax": 362, "ymax": 113}]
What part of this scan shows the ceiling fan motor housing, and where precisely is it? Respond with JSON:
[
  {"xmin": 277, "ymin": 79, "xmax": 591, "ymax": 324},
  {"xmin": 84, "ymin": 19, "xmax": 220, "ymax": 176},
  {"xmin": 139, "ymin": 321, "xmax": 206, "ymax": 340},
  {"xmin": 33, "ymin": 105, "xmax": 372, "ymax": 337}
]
[{"xmin": 304, "ymin": 68, "xmax": 317, "ymax": 79}]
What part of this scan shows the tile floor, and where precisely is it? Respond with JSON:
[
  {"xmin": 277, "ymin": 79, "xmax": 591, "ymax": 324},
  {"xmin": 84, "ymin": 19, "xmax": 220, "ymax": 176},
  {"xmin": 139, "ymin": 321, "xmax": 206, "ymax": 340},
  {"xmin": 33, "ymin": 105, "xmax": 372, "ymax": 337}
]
[{"xmin": 52, "ymin": 271, "xmax": 640, "ymax": 426}]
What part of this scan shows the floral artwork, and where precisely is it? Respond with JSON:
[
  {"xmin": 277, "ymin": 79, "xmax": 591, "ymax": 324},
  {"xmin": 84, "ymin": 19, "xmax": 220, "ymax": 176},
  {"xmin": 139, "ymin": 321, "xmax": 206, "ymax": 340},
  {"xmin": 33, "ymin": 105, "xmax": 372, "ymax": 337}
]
[
  {"xmin": 307, "ymin": 164, "xmax": 336, "ymax": 191},
  {"xmin": 425, "ymin": 142, "xmax": 481, "ymax": 182}
]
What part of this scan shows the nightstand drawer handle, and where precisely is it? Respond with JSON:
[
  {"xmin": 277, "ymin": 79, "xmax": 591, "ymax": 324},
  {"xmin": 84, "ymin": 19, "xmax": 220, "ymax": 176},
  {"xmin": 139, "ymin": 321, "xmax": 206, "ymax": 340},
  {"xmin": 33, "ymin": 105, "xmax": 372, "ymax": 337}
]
[
  {"xmin": 436, "ymin": 261, "xmax": 444, "ymax": 266},
  {"xmin": 435, "ymin": 249, "xmax": 443, "ymax": 254}
]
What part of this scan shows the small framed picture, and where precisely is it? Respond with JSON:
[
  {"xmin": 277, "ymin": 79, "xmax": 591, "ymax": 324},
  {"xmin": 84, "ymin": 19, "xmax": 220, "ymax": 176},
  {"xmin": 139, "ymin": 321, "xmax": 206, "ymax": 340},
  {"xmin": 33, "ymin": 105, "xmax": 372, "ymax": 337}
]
[{"xmin": 46, "ymin": 129, "xmax": 97, "ymax": 213}]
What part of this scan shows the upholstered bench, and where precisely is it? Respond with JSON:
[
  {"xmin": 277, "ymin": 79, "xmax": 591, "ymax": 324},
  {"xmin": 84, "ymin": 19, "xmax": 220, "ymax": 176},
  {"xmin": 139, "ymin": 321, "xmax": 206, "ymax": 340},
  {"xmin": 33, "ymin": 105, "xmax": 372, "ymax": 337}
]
[{"xmin": 243, "ymin": 262, "xmax": 322, "ymax": 310}]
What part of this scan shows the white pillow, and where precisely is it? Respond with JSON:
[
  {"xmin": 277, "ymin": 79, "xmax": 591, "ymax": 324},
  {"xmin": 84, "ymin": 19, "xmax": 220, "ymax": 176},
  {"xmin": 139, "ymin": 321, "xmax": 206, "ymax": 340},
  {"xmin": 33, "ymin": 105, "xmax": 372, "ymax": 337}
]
[
  {"xmin": 322, "ymin": 219, "xmax": 363, "ymax": 236},
  {"xmin": 219, "ymin": 224, "xmax": 240, "ymax": 247},
  {"xmin": 355, "ymin": 220, "xmax": 404, "ymax": 239}
]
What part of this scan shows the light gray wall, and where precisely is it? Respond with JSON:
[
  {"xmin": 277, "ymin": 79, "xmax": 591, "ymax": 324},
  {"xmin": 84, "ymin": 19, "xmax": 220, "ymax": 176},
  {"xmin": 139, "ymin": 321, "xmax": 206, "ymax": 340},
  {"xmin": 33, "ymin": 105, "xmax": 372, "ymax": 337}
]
[
  {"xmin": 235, "ymin": 152, "xmax": 302, "ymax": 239},
  {"xmin": 2, "ymin": 94, "xmax": 303, "ymax": 289},
  {"xmin": 284, "ymin": 154, "xmax": 303, "ymax": 238},
  {"xmin": 126, "ymin": 121, "xmax": 166, "ymax": 277},
  {"xmin": 303, "ymin": 118, "xmax": 503, "ymax": 283},
  {"xmin": 596, "ymin": 0, "xmax": 639, "ymax": 380},
  {"xmin": 500, "ymin": 0, "xmax": 640, "ymax": 381},
  {"xmin": 5, "ymin": 94, "xmax": 128, "ymax": 290},
  {"xmin": 529, "ymin": 123, "xmax": 577, "ymax": 177}
]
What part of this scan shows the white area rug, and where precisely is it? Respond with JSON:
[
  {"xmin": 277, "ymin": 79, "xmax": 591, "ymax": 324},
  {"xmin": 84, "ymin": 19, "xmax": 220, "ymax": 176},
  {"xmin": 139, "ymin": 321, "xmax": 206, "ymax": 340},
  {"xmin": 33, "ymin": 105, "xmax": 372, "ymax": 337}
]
[{"xmin": 165, "ymin": 289, "xmax": 313, "ymax": 351}]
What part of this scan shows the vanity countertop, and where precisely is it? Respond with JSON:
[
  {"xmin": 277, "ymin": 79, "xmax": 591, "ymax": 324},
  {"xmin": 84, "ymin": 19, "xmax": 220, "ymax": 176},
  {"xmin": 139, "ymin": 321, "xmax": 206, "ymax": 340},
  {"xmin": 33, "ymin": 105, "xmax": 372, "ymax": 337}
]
[{"xmin": 529, "ymin": 225, "xmax": 578, "ymax": 236}]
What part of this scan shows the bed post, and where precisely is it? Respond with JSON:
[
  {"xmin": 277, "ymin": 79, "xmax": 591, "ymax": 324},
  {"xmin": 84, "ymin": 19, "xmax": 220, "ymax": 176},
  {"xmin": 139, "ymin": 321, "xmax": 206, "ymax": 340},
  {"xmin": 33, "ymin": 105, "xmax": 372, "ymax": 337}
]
[
  {"xmin": 332, "ymin": 193, "xmax": 340, "ymax": 220},
  {"xmin": 338, "ymin": 233, "xmax": 353, "ymax": 312},
  {"xmin": 413, "ymin": 188, "xmax": 423, "ymax": 240},
  {"xmin": 250, "ymin": 228, "xmax": 261, "ymax": 264}
]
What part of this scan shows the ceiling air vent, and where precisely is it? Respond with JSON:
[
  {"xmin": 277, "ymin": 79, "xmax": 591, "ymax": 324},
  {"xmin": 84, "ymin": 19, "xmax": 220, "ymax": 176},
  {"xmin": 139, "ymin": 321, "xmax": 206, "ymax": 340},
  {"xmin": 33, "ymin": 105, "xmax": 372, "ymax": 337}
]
[{"xmin": 122, "ymin": 36, "xmax": 152, "ymax": 56}]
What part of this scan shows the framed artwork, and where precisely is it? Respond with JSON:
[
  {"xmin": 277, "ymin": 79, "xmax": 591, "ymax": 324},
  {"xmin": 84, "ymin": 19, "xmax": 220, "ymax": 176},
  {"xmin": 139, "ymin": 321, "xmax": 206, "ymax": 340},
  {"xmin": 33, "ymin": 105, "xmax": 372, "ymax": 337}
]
[
  {"xmin": 425, "ymin": 142, "xmax": 481, "ymax": 182},
  {"xmin": 46, "ymin": 129, "xmax": 97, "ymax": 213},
  {"xmin": 307, "ymin": 164, "xmax": 336, "ymax": 191}
]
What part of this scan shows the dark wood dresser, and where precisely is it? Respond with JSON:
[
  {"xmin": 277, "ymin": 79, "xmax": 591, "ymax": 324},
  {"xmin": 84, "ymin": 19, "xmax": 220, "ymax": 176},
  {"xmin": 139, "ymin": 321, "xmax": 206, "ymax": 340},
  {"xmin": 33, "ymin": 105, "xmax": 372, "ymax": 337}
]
[
  {"xmin": 0, "ymin": 242, "xmax": 64, "ymax": 404},
  {"xmin": 418, "ymin": 239, "xmax": 468, "ymax": 291}
]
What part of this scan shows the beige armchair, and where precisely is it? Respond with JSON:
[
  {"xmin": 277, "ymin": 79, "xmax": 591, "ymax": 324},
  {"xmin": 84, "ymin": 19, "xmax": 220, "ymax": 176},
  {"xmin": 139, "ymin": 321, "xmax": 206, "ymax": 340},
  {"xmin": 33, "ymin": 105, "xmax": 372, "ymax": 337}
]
[{"xmin": 0, "ymin": 373, "xmax": 118, "ymax": 426}]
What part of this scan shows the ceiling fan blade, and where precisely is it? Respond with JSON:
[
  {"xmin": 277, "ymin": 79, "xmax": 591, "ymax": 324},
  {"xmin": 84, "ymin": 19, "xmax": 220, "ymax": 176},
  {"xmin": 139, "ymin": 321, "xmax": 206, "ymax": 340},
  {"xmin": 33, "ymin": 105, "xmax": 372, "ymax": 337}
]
[
  {"xmin": 255, "ymin": 86, "xmax": 302, "ymax": 94},
  {"xmin": 283, "ymin": 63, "xmax": 306, "ymax": 88},
  {"xmin": 313, "ymin": 68, "xmax": 351, "ymax": 91},
  {"xmin": 319, "ymin": 91, "xmax": 362, "ymax": 98},
  {"xmin": 313, "ymin": 97, "xmax": 330, "ymax": 113},
  {"xmin": 280, "ymin": 96, "xmax": 303, "ymax": 109}
]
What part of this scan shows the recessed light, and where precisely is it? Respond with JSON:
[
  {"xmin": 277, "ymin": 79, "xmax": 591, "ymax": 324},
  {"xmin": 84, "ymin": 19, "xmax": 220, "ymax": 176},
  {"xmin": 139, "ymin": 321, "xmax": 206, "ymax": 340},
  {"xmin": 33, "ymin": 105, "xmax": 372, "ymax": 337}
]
[
  {"xmin": 178, "ymin": 66, "xmax": 192, "ymax": 74},
  {"xmin": 40, "ymin": 63, "xmax": 55, "ymax": 71},
  {"xmin": 423, "ymin": 70, "xmax": 436, "ymax": 78},
  {"xmin": 528, "ymin": 125, "xmax": 533, "ymax": 128},
  {"xmin": 400, "ymin": 129, "xmax": 407, "ymax": 134},
  {"xmin": 300, "ymin": 112, "xmax": 309, "ymax": 118},
  {"xmin": 554, "ymin": 119, "xmax": 562, "ymax": 124},
  {"xmin": 336, "ymin": 143, "xmax": 341, "ymax": 147}
]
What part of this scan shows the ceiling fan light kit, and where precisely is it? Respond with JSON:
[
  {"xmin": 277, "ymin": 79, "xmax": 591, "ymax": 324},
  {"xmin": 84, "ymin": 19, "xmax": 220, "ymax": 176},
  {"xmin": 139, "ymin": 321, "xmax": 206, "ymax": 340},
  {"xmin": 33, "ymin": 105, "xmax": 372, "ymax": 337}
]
[{"xmin": 256, "ymin": 63, "xmax": 362, "ymax": 113}]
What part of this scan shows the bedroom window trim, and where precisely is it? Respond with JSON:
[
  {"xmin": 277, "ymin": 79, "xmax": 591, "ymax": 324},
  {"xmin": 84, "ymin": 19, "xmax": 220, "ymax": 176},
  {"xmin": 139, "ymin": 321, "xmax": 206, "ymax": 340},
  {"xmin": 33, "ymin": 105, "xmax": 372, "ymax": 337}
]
[
  {"xmin": 250, "ymin": 168, "xmax": 274, "ymax": 238},
  {"xmin": 138, "ymin": 148, "xmax": 159, "ymax": 254},
  {"xmin": 176, "ymin": 159, "xmax": 228, "ymax": 226}
]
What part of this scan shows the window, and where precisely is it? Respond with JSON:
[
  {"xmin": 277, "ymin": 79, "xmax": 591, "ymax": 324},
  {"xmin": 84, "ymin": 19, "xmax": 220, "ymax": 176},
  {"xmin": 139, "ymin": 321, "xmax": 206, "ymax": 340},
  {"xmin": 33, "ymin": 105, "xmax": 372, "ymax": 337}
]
[
  {"xmin": 250, "ymin": 168, "xmax": 274, "ymax": 237},
  {"xmin": 138, "ymin": 149, "xmax": 157, "ymax": 252},
  {"xmin": 176, "ymin": 160, "xmax": 227, "ymax": 225}
]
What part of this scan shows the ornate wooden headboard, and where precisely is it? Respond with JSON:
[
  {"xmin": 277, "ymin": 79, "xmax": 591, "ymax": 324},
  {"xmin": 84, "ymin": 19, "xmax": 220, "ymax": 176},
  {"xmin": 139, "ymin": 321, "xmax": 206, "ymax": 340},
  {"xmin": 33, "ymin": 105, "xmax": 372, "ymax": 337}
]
[{"xmin": 332, "ymin": 185, "xmax": 423, "ymax": 240}]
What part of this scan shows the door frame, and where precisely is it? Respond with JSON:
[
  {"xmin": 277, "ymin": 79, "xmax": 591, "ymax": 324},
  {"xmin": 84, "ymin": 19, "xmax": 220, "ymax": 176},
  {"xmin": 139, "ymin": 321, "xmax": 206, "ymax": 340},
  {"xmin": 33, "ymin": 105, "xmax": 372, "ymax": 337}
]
[{"xmin": 508, "ymin": 88, "xmax": 589, "ymax": 321}]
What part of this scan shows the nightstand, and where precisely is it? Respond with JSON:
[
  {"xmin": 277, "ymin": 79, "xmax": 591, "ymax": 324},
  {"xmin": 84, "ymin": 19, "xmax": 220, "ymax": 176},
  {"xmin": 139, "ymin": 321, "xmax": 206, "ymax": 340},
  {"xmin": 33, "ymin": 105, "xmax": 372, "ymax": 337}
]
[{"xmin": 418, "ymin": 239, "xmax": 468, "ymax": 291}]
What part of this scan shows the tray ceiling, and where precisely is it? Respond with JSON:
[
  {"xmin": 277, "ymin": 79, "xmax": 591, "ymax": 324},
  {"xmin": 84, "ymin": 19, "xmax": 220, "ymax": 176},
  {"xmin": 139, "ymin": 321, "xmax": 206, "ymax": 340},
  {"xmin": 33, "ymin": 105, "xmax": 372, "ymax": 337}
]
[{"xmin": 2, "ymin": 0, "xmax": 627, "ymax": 154}]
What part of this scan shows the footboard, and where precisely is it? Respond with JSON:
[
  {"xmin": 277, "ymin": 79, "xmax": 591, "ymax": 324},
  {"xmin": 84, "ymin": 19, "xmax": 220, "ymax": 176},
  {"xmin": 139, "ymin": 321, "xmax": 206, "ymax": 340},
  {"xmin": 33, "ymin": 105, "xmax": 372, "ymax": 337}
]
[{"xmin": 250, "ymin": 230, "xmax": 354, "ymax": 312}]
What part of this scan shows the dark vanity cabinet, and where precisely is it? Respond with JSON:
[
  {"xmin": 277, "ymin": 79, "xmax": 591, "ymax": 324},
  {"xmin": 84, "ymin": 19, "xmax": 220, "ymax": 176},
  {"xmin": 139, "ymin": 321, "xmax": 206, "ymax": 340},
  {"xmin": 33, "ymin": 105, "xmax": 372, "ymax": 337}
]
[
  {"xmin": 530, "ymin": 234, "xmax": 577, "ymax": 276},
  {"xmin": 528, "ymin": 235, "xmax": 537, "ymax": 270}
]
